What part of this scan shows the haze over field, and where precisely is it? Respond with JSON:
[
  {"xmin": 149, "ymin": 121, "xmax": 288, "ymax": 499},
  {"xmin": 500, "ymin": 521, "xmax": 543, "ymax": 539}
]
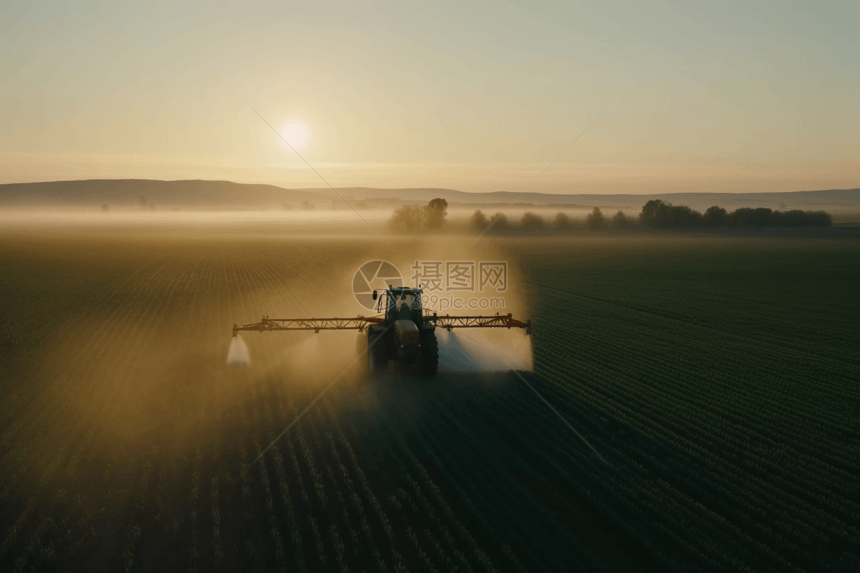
[{"xmin": 2, "ymin": 1, "xmax": 858, "ymax": 194}]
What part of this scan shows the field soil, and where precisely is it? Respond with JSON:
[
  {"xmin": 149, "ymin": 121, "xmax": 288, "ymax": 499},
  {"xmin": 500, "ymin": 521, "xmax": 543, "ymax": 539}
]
[{"xmin": 1, "ymin": 222, "xmax": 858, "ymax": 572}]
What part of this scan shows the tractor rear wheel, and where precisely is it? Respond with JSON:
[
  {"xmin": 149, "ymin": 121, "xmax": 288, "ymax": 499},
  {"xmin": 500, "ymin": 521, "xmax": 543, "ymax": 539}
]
[{"xmin": 419, "ymin": 330, "xmax": 439, "ymax": 377}]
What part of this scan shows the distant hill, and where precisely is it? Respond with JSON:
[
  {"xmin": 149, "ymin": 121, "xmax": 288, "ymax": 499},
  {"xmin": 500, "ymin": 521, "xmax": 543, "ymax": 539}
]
[
  {"xmin": 1, "ymin": 179, "xmax": 858, "ymax": 212},
  {"xmin": 0, "ymin": 180, "xmax": 325, "ymax": 209}
]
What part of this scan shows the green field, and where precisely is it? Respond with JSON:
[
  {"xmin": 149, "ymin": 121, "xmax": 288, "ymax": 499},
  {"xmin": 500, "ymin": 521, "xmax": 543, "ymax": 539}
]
[{"xmin": 0, "ymin": 227, "xmax": 858, "ymax": 572}]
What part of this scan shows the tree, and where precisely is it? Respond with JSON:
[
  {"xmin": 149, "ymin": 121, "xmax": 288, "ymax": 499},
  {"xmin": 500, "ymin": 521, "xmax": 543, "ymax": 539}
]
[
  {"xmin": 470, "ymin": 210, "xmax": 488, "ymax": 231},
  {"xmin": 586, "ymin": 207, "xmax": 605, "ymax": 229},
  {"xmin": 388, "ymin": 198, "xmax": 449, "ymax": 233},
  {"xmin": 553, "ymin": 213, "xmax": 572, "ymax": 230},
  {"xmin": 425, "ymin": 198, "xmax": 448, "ymax": 230},
  {"xmin": 640, "ymin": 199, "xmax": 668, "ymax": 226},
  {"xmin": 101, "ymin": 204, "xmax": 110, "ymax": 212},
  {"xmin": 521, "ymin": 212, "xmax": 546, "ymax": 231},
  {"xmin": 388, "ymin": 205, "xmax": 427, "ymax": 233},
  {"xmin": 703, "ymin": 206, "xmax": 728, "ymax": 228},
  {"xmin": 808, "ymin": 210, "xmax": 832, "ymax": 227},
  {"xmin": 751, "ymin": 208, "xmax": 774, "ymax": 226},
  {"xmin": 301, "ymin": 201, "xmax": 315, "ymax": 210},
  {"xmin": 640, "ymin": 200, "xmax": 701, "ymax": 227},
  {"xmin": 729, "ymin": 208, "xmax": 831, "ymax": 228},
  {"xmin": 669, "ymin": 205, "xmax": 703, "ymax": 227},
  {"xmin": 487, "ymin": 213, "xmax": 509, "ymax": 232},
  {"xmin": 611, "ymin": 210, "xmax": 627, "ymax": 226},
  {"xmin": 730, "ymin": 207, "xmax": 773, "ymax": 227},
  {"xmin": 470, "ymin": 211, "xmax": 510, "ymax": 234}
]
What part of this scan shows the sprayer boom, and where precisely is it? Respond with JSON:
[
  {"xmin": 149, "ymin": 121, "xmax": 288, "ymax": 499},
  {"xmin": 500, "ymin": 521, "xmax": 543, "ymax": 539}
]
[
  {"xmin": 232, "ymin": 316, "xmax": 383, "ymax": 336},
  {"xmin": 232, "ymin": 312, "xmax": 531, "ymax": 337},
  {"xmin": 430, "ymin": 313, "xmax": 531, "ymax": 334},
  {"xmin": 231, "ymin": 286, "xmax": 531, "ymax": 378}
]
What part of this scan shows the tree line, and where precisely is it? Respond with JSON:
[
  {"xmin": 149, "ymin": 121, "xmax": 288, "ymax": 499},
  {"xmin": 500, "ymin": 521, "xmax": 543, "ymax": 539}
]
[
  {"xmin": 468, "ymin": 202, "xmax": 832, "ymax": 233},
  {"xmin": 638, "ymin": 200, "xmax": 832, "ymax": 228},
  {"xmin": 469, "ymin": 209, "xmax": 629, "ymax": 232},
  {"xmin": 388, "ymin": 198, "xmax": 832, "ymax": 234}
]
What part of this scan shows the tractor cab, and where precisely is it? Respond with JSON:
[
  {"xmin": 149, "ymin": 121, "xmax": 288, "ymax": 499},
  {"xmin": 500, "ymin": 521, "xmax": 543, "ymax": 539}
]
[
  {"xmin": 370, "ymin": 286, "xmax": 431, "ymax": 366},
  {"xmin": 373, "ymin": 286, "xmax": 425, "ymax": 325}
]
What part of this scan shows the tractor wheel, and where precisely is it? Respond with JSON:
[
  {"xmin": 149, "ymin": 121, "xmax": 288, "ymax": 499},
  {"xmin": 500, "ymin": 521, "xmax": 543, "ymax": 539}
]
[
  {"xmin": 419, "ymin": 330, "xmax": 439, "ymax": 378},
  {"xmin": 368, "ymin": 332, "xmax": 387, "ymax": 379}
]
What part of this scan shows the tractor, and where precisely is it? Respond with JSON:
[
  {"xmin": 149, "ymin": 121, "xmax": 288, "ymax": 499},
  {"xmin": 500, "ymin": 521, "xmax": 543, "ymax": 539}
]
[
  {"xmin": 232, "ymin": 285, "xmax": 531, "ymax": 379},
  {"xmin": 364, "ymin": 286, "xmax": 440, "ymax": 377}
]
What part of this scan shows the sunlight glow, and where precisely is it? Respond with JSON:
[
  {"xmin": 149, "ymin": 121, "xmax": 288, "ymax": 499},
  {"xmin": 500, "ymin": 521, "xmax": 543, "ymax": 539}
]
[{"xmin": 281, "ymin": 123, "xmax": 308, "ymax": 151}]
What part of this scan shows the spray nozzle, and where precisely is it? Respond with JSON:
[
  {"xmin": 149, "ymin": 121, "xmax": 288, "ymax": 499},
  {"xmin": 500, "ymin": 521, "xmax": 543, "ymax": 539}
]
[{"xmin": 227, "ymin": 334, "xmax": 250, "ymax": 366}]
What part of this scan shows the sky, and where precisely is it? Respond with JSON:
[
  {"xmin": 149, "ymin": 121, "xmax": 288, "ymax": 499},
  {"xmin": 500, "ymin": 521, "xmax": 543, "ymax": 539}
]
[{"xmin": 1, "ymin": 0, "xmax": 858, "ymax": 194}]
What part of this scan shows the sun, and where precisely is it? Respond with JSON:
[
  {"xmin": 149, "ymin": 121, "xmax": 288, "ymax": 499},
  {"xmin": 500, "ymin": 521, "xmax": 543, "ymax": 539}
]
[{"xmin": 280, "ymin": 122, "xmax": 308, "ymax": 151}]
